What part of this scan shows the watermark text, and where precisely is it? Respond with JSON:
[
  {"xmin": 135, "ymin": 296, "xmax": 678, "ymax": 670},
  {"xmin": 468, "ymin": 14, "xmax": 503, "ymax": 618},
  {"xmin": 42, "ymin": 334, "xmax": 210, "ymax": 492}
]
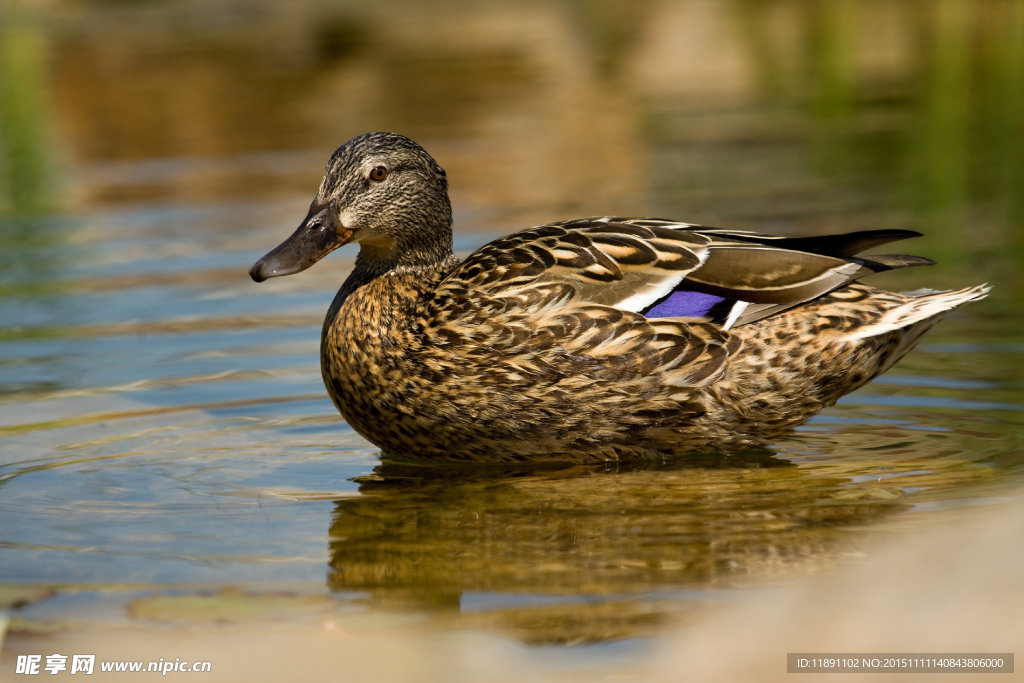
[{"xmin": 16, "ymin": 655, "xmax": 211, "ymax": 675}]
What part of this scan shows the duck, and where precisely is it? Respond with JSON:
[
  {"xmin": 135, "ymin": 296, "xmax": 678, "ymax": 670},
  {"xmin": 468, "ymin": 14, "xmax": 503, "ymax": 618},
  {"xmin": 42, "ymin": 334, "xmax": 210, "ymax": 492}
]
[{"xmin": 249, "ymin": 132, "xmax": 989, "ymax": 463}]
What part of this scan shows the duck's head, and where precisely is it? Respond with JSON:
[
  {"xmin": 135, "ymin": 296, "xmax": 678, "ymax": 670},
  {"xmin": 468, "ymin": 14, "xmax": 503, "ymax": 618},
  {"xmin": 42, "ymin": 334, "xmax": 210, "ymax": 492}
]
[{"xmin": 249, "ymin": 132, "xmax": 453, "ymax": 282}]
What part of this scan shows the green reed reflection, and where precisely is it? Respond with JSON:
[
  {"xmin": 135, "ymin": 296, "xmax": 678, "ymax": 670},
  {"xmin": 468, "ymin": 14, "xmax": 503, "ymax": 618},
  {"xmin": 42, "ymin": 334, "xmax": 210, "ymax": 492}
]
[
  {"xmin": 732, "ymin": 0, "xmax": 1024, "ymax": 294},
  {"xmin": 981, "ymin": 1, "xmax": 1024, "ymax": 254},
  {"xmin": 0, "ymin": 7, "xmax": 51, "ymax": 217},
  {"xmin": 804, "ymin": 0, "xmax": 856, "ymax": 174},
  {"xmin": 0, "ymin": 5, "xmax": 62, "ymax": 302},
  {"xmin": 908, "ymin": 0, "xmax": 972, "ymax": 234}
]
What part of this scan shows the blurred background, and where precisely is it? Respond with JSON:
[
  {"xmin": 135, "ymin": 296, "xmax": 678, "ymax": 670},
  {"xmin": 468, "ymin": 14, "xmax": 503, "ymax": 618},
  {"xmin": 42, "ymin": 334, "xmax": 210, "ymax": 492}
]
[
  {"xmin": 1, "ymin": 0, "xmax": 1022, "ymax": 679},
  {"xmin": 6, "ymin": 0, "xmax": 1024, "ymax": 247}
]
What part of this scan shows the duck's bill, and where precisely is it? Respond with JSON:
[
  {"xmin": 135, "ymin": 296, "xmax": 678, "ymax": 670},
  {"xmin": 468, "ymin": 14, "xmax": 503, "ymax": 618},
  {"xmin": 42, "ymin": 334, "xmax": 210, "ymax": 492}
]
[{"xmin": 249, "ymin": 202, "xmax": 354, "ymax": 282}]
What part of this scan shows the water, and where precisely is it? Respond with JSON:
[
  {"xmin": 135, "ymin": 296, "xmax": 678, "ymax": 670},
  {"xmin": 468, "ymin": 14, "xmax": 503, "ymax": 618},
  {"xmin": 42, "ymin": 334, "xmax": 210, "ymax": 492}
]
[{"xmin": 1, "ymin": 0, "xmax": 1023, "ymax": 675}]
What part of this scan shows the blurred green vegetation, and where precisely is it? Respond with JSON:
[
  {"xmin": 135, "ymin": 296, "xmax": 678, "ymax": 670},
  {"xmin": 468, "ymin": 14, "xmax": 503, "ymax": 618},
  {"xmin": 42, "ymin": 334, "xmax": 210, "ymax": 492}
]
[
  {"xmin": 0, "ymin": 6, "xmax": 51, "ymax": 217},
  {"xmin": 731, "ymin": 0, "xmax": 1024, "ymax": 301},
  {"xmin": 0, "ymin": 4, "xmax": 60, "ymax": 297}
]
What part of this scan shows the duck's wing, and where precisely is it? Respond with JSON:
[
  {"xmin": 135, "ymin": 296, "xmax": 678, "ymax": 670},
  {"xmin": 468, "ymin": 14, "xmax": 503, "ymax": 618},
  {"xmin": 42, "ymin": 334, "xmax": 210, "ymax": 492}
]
[
  {"xmin": 437, "ymin": 217, "xmax": 931, "ymax": 328},
  {"xmin": 427, "ymin": 217, "xmax": 929, "ymax": 389}
]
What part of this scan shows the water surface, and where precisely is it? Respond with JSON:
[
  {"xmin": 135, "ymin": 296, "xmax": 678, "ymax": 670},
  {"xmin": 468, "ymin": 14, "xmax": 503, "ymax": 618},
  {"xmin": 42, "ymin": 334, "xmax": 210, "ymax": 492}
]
[{"xmin": 1, "ymin": 0, "xmax": 1023, "ymax": 673}]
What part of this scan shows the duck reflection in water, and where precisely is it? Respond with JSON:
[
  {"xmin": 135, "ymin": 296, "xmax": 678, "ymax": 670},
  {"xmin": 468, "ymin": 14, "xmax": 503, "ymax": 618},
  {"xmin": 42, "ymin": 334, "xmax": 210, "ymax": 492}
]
[{"xmin": 326, "ymin": 454, "xmax": 907, "ymax": 643}]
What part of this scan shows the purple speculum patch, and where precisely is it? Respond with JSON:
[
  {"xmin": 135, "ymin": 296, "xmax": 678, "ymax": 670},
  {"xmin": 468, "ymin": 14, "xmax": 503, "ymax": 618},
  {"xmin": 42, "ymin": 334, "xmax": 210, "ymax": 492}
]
[{"xmin": 642, "ymin": 289, "xmax": 730, "ymax": 319}]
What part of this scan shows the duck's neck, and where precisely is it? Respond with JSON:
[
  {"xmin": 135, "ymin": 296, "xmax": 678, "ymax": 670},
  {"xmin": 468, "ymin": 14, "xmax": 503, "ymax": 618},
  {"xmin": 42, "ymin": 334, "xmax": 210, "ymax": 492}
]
[
  {"xmin": 343, "ymin": 237, "xmax": 454, "ymax": 290},
  {"xmin": 345, "ymin": 218, "xmax": 455, "ymax": 280},
  {"xmin": 326, "ymin": 240, "xmax": 458, "ymax": 330}
]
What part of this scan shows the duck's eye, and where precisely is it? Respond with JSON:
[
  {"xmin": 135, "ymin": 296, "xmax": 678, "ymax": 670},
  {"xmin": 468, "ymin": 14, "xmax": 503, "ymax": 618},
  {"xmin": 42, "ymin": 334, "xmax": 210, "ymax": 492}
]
[{"xmin": 369, "ymin": 166, "xmax": 388, "ymax": 182}]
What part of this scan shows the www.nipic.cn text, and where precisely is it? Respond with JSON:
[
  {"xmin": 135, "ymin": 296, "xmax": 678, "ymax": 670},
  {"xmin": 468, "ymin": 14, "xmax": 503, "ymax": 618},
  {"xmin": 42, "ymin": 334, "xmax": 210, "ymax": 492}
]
[{"xmin": 15, "ymin": 655, "xmax": 212, "ymax": 675}]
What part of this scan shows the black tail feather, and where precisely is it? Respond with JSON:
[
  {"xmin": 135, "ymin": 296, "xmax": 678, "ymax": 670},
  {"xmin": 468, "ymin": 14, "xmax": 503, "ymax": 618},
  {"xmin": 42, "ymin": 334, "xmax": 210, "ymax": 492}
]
[{"xmin": 718, "ymin": 229, "xmax": 923, "ymax": 258}]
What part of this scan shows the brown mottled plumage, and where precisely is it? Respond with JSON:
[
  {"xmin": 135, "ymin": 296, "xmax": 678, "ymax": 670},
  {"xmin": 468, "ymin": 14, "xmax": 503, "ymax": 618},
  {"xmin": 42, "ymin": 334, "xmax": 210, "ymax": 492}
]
[{"xmin": 250, "ymin": 132, "xmax": 989, "ymax": 463}]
